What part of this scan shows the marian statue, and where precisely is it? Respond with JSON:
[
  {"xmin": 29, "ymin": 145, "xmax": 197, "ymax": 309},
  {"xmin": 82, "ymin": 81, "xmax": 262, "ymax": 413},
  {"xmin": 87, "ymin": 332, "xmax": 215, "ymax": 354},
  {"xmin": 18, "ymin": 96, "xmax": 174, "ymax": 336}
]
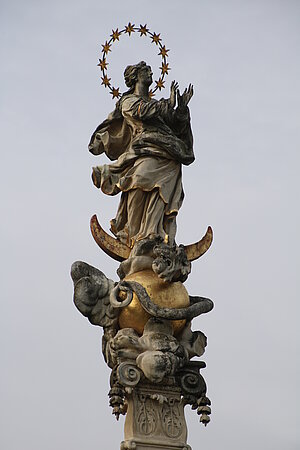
[
  {"xmin": 71, "ymin": 27, "xmax": 214, "ymax": 445},
  {"xmin": 89, "ymin": 61, "xmax": 194, "ymax": 247}
]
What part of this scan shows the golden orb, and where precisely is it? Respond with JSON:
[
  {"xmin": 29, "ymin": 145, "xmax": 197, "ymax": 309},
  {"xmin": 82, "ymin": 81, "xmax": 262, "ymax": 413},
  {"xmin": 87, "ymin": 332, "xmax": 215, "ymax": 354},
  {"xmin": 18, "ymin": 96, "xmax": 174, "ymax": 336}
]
[{"xmin": 118, "ymin": 270, "xmax": 189, "ymax": 335}]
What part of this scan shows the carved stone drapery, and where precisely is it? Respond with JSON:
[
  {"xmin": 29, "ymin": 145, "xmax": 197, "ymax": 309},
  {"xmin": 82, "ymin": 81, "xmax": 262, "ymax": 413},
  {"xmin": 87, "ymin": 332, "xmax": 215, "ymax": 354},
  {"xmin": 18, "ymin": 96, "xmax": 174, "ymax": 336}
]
[{"xmin": 72, "ymin": 53, "xmax": 214, "ymax": 450}]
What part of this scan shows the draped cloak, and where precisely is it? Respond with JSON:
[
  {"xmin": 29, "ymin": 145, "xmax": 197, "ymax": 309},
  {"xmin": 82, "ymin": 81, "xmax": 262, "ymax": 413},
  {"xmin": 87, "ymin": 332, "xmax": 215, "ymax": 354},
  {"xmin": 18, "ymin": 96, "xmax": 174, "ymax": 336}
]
[{"xmin": 89, "ymin": 94, "xmax": 195, "ymax": 246}]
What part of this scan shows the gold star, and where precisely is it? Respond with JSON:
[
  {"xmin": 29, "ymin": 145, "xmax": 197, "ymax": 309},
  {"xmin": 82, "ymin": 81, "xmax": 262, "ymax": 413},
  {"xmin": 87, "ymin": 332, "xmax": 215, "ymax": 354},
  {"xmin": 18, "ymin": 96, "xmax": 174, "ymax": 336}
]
[
  {"xmin": 158, "ymin": 45, "xmax": 169, "ymax": 58},
  {"xmin": 111, "ymin": 87, "xmax": 121, "ymax": 98},
  {"xmin": 102, "ymin": 41, "xmax": 111, "ymax": 54},
  {"xmin": 151, "ymin": 33, "xmax": 161, "ymax": 45},
  {"xmin": 97, "ymin": 58, "xmax": 108, "ymax": 70},
  {"xmin": 101, "ymin": 75, "xmax": 111, "ymax": 87},
  {"xmin": 160, "ymin": 62, "xmax": 170, "ymax": 75},
  {"xmin": 155, "ymin": 78, "xmax": 165, "ymax": 90},
  {"xmin": 148, "ymin": 89, "xmax": 155, "ymax": 99},
  {"xmin": 125, "ymin": 22, "xmax": 135, "ymax": 35},
  {"xmin": 138, "ymin": 24, "xmax": 149, "ymax": 36},
  {"xmin": 111, "ymin": 28, "xmax": 121, "ymax": 42}
]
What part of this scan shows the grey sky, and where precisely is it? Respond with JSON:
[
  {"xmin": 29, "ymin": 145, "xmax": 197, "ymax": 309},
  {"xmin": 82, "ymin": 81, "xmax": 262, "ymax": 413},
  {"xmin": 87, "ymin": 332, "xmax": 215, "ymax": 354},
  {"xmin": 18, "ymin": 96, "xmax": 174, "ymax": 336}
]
[{"xmin": 1, "ymin": 1, "xmax": 299, "ymax": 449}]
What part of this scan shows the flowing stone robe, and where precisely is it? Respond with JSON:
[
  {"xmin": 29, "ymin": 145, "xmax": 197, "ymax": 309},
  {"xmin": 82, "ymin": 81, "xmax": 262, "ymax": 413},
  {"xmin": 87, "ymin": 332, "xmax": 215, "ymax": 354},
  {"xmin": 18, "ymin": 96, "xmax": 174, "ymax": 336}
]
[{"xmin": 89, "ymin": 94, "xmax": 194, "ymax": 247}]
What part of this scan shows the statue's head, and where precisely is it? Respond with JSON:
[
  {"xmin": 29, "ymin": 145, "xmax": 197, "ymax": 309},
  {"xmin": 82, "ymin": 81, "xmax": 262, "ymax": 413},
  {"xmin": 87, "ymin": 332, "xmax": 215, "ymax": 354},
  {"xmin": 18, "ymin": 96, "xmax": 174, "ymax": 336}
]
[{"xmin": 124, "ymin": 61, "xmax": 153, "ymax": 89}]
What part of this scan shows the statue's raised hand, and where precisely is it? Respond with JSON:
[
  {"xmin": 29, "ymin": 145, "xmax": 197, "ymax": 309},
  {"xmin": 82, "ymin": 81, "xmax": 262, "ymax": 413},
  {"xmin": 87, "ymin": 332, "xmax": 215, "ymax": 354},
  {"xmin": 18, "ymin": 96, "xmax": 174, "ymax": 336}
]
[
  {"xmin": 177, "ymin": 84, "xmax": 194, "ymax": 111},
  {"xmin": 169, "ymin": 80, "xmax": 179, "ymax": 109}
]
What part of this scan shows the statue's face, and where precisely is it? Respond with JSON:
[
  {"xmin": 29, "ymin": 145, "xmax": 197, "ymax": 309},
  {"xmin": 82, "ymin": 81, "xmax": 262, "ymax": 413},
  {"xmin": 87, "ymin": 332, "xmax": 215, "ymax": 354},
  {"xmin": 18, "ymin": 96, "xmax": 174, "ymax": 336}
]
[{"xmin": 137, "ymin": 65, "xmax": 153, "ymax": 87}]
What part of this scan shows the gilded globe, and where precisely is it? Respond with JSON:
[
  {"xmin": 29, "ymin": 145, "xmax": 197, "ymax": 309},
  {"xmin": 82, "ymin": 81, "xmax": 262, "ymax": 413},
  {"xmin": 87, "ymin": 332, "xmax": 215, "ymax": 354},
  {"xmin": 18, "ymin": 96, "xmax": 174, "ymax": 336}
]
[{"xmin": 118, "ymin": 269, "xmax": 189, "ymax": 335}]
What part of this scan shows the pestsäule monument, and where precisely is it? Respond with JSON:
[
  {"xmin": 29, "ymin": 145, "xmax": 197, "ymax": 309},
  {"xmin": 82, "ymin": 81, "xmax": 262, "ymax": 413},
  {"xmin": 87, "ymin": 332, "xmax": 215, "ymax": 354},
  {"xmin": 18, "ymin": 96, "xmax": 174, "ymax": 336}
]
[{"xmin": 71, "ymin": 23, "xmax": 214, "ymax": 450}]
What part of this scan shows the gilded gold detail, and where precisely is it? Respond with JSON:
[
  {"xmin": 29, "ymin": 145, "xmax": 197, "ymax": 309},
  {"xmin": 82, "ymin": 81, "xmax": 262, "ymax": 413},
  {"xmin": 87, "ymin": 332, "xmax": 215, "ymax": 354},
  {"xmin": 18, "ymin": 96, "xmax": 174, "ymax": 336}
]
[
  {"xmin": 160, "ymin": 62, "xmax": 170, "ymax": 75},
  {"xmin": 155, "ymin": 78, "xmax": 165, "ymax": 90},
  {"xmin": 111, "ymin": 87, "xmax": 121, "ymax": 98},
  {"xmin": 90, "ymin": 214, "xmax": 212, "ymax": 264},
  {"xmin": 98, "ymin": 25, "xmax": 169, "ymax": 99},
  {"xmin": 90, "ymin": 215, "xmax": 130, "ymax": 262},
  {"xmin": 98, "ymin": 58, "xmax": 108, "ymax": 70},
  {"xmin": 184, "ymin": 226, "xmax": 213, "ymax": 262},
  {"xmin": 101, "ymin": 75, "xmax": 111, "ymax": 87},
  {"xmin": 111, "ymin": 28, "xmax": 121, "ymax": 42},
  {"xmin": 139, "ymin": 24, "xmax": 149, "ymax": 36},
  {"xmin": 118, "ymin": 270, "xmax": 189, "ymax": 335},
  {"xmin": 158, "ymin": 45, "xmax": 169, "ymax": 58},
  {"xmin": 151, "ymin": 33, "xmax": 161, "ymax": 44},
  {"xmin": 125, "ymin": 22, "xmax": 135, "ymax": 35},
  {"xmin": 102, "ymin": 41, "xmax": 111, "ymax": 54}
]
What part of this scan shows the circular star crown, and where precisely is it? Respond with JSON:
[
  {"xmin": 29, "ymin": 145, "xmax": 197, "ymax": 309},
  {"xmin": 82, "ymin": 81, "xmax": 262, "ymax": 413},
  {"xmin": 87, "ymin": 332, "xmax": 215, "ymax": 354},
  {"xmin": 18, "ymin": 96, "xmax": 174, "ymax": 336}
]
[{"xmin": 98, "ymin": 23, "xmax": 170, "ymax": 99}]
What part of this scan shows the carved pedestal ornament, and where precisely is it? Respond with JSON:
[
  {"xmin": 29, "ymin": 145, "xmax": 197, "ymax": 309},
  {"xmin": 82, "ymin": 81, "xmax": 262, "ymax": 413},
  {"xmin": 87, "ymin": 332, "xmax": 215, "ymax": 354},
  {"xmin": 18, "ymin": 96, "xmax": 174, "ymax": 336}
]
[{"xmin": 71, "ymin": 23, "xmax": 214, "ymax": 450}]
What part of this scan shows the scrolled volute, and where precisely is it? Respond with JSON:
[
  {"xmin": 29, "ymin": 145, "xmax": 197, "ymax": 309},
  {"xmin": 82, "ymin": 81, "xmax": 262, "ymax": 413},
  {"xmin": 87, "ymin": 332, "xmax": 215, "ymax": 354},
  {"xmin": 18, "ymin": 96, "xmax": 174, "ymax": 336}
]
[{"xmin": 117, "ymin": 362, "xmax": 141, "ymax": 387}]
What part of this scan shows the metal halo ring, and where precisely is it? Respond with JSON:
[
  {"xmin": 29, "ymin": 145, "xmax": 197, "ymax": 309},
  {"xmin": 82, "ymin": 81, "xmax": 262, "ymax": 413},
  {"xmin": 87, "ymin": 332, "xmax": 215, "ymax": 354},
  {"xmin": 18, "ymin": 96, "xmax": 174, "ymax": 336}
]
[{"xmin": 98, "ymin": 22, "xmax": 170, "ymax": 99}]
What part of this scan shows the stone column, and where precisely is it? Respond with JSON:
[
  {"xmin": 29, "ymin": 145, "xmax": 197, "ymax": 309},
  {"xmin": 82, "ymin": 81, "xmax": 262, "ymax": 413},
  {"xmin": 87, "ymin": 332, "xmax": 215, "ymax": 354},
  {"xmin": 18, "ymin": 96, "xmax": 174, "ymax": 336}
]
[{"xmin": 121, "ymin": 382, "xmax": 191, "ymax": 450}]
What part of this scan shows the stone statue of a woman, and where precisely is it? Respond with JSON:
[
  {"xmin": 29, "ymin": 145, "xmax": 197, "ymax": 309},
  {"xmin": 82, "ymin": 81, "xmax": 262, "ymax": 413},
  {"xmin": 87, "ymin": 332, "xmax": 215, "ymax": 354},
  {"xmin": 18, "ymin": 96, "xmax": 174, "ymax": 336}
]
[{"xmin": 89, "ymin": 61, "xmax": 194, "ymax": 248}]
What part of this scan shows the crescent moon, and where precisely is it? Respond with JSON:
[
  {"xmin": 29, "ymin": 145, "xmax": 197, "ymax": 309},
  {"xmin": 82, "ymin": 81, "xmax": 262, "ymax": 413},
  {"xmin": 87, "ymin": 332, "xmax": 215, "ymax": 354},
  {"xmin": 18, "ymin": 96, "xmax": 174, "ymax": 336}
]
[
  {"xmin": 183, "ymin": 226, "xmax": 213, "ymax": 262},
  {"xmin": 90, "ymin": 214, "xmax": 213, "ymax": 262},
  {"xmin": 90, "ymin": 215, "xmax": 130, "ymax": 262}
]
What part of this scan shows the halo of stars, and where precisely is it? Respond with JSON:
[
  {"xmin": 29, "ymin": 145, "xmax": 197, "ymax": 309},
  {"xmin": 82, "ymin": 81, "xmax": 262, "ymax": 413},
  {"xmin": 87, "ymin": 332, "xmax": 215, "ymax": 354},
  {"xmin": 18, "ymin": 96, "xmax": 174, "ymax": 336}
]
[{"xmin": 98, "ymin": 23, "xmax": 170, "ymax": 99}]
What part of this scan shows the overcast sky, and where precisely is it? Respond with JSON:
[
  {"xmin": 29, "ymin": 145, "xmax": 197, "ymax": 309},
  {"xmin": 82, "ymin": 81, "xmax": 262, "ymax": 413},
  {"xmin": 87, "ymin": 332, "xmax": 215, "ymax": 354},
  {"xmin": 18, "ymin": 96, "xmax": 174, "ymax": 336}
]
[{"xmin": 1, "ymin": 1, "xmax": 299, "ymax": 449}]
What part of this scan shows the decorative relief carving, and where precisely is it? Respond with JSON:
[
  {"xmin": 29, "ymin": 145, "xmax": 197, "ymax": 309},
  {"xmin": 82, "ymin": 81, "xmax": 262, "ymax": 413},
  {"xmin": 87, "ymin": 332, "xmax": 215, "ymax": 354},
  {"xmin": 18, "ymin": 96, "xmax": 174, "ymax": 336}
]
[
  {"xmin": 180, "ymin": 371, "xmax": 205, "ymax": 395},
  {"xmin": 137, "ymin": 394, "xmax": 157, "ymax": 435},
  {"xmin": 161, "ymin": 398, "xmax": 182, "ymax": 439},
  {"xmin": 177, "ymin": 362, "xmax": 207, "ymax": 397},
  {"xmin": 117, "ymin": 362, "xmax": 141, "ymax": 387},
  {"xmin": 72, "ymin": 24, "xmax": 215, "ymax": 450}
]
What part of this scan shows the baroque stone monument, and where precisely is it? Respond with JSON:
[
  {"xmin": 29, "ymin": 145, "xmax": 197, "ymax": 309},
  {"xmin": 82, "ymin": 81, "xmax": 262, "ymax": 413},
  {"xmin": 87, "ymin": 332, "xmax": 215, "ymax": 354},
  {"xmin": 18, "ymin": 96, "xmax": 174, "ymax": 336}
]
[{"xmin": 71, "ymin": 24, "xmax": 214, "ymax": 450}]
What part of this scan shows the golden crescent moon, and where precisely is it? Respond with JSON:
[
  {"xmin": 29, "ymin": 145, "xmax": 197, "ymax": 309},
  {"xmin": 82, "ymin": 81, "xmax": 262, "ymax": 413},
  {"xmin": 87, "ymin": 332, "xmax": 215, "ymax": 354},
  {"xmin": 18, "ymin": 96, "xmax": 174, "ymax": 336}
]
[
  {"xmin": 183, "ymin": 226, "xmax": 213, "ymax": 262},
  {"xmin": 90, "ymin": 215, "xmax": 130, "ymax": 262},
  {"xmin": 90, "ymin": 215, "xmax": 213, "ymax": 262}
]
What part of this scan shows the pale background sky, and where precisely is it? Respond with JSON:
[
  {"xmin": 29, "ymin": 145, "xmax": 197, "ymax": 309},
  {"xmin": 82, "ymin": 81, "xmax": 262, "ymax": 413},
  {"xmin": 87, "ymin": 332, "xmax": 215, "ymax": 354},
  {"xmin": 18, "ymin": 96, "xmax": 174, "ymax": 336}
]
[{"xmin": 1, "ymin": 1, "xmax": 299, "ymax": 449}]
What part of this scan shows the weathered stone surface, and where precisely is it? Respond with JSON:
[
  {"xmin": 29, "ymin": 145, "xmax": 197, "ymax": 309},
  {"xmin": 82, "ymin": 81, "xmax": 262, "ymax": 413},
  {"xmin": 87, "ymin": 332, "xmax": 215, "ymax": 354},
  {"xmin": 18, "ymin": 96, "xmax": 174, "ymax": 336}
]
[
  {"xmin": 71, "ymin": 261, "xmax": 213, "ymax": 340},
  {"xmin": 121, "ymin": 382, "xmax": 190, "ymax": 450},
  {"xmin": 72, "ymin": 52, "xmax": 214, "ymax": 450},
  {"xmin": 90, "ymin": 62, "xmax": 194, "ymax": 248}
]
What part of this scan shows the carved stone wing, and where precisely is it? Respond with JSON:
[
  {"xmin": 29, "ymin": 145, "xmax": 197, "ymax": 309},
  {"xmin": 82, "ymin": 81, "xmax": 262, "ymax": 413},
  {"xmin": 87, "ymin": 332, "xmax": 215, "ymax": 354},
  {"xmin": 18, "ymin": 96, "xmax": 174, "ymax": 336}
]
[{"xmin": 71, "ymin": 261, "xmax": 117, "ymax": 327}]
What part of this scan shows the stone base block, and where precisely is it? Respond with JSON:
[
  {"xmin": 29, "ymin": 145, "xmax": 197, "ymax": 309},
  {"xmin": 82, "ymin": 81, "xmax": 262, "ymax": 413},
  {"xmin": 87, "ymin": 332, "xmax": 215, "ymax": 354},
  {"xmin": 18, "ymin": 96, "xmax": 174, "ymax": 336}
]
[
  {"xmin": 121, "ymin": 383, "xmax": 191, "ymax": 450},
  {"xmin": 121, "ymin": 439, "xmax": 191, "ymax": 450}
]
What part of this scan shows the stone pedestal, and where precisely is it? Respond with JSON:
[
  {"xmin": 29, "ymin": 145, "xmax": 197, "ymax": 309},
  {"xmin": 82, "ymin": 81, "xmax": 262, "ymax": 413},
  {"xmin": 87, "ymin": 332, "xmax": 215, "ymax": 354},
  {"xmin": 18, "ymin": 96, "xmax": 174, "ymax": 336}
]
[{"xmin": 121, "ymin": 382, "xmax": 191, "ymax": 450}]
